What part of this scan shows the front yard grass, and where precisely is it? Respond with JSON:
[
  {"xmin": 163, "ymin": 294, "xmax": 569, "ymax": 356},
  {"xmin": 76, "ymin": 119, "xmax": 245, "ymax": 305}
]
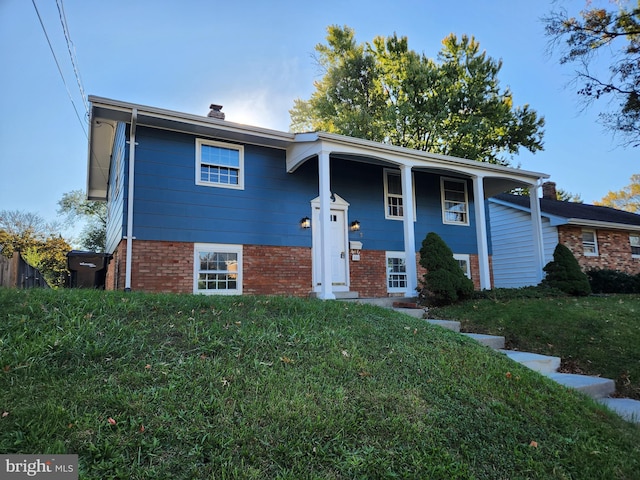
[
  {"xmin": 1, "ymin": 288, "xmax": 639, "ymax": 479},
  {"xmin": 431, "ymin": 292, "xmax": 640, "ymax": 400}
]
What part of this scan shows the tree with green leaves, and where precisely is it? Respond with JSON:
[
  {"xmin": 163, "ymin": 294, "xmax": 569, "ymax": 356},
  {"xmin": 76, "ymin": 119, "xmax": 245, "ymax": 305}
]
[
  {"xmin": 545, "ymin": 2, "xmax": 640, "ymax": 146},
  {"xmin": 419, "ymin": 232, "xmax": 474, "ymax": 305},
  {"xmin": 58, "ymin": 190, "xmax": 107, "ymax": 252},
  {"xmin": 594, "ymin": 173, "xmax": 640, "ymax": 212},
  {"xmin": 291, "ymin": 26, "xmax": 545, "ymax": 165},
  {"xmin": 0, "ymin": 210, "xmax": 70, "ymax": 288}
]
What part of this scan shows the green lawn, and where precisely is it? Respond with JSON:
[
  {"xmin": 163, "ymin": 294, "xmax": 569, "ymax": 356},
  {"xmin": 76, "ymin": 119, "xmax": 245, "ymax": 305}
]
[
  {"xmin": 431, "ymin": 292, "xmax": 640, "ymax": 400},
  {"xmin": 1, "ymin": 288, "xmax": 639, "ymax": 479}
]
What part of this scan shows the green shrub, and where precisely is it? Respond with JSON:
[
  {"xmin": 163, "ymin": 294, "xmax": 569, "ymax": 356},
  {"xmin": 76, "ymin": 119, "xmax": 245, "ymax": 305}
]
[
  {"xmin": 419, "ymin": 232, "xmax": 474, "ymax": 305},
  {"xmin": 541, "ymin": 244, "xmax": 591, "ymax": 296},
  {"xmin": 587, "ymin": 268, "xmax": 640, "ymax": 294}
]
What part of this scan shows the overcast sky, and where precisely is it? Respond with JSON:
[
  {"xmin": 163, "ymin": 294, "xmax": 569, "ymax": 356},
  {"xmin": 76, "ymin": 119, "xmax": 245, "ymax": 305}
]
[{"xmin": 1, "ymin": 0, "xmax": 637, "ymax": 240}]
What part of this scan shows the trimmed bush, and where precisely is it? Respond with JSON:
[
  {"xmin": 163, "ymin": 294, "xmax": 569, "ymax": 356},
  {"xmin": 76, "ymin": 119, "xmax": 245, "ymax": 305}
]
[
  {"xmin": 587, "ymin": 268, "xmax": 640, "ymax": 294},
  {"xmin": 419, "ymin": 232, "xmax": 474, "ymax": 305},
  {"xmin": 541, "ymin": 244, "xmax": 591, "ymax": 296}
]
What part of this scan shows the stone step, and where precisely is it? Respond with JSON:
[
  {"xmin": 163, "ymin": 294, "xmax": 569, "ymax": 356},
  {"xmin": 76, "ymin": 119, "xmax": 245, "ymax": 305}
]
[
  {"xmin": 546, "ymin": 373, "xmax": 616, "ymax": 399},
  {"xmin": 462, "ymin": 333, "xmax": 505, "ymax": 349},
  {"xmin": 598, "ymin": 398, "xmax": 640, "ymax": 424},
  {"xmin": 426, "ymin": 319, "xmax": 461, "ymax": 332},
  {"xmin": 392, "ymin": 307, "xmax": 426, "ymax": 319},
  {"xmin": 500, "ymin": 350, "xmax": 561, "ymax": 374}
]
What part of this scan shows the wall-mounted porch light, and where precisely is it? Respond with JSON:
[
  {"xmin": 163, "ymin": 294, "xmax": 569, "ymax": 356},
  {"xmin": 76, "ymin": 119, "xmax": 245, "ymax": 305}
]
[
  {"xmin": 350, "ymin": 220, "xmax": 361, "ymax": 232},
  {"xmin": 300, "ymin": 217, "xmax": 311, "ymax": 229}
]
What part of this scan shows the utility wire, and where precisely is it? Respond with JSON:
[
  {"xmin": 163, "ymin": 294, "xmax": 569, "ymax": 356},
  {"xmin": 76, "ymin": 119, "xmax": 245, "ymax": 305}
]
[
  {"xmin": 56, "ymin": 0, "xmax": 89, "ymax": 116},
  {"xmin": 31, "ymin": 0, "xmax": 87, "ymax": 138}
]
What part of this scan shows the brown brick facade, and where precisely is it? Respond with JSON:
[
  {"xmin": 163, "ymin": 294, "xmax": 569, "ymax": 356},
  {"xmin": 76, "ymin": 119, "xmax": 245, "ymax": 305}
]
[
  {"xmin": 104, "ymin": 240, "xmax": 490, "ymax": 297},
  {"xmin": 558, "ymin": 226, "xmax": 640, "ymax": 274}
]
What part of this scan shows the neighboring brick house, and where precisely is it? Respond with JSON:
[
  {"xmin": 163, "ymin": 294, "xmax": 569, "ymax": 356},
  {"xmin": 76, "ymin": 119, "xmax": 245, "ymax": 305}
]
[
  {"xmin": 488, "ymin": 182, "xmax": 640, "ymax": 288},
  {"xmin": 87, "ymin": 96, "xmax": 550, "ymax": 299}
]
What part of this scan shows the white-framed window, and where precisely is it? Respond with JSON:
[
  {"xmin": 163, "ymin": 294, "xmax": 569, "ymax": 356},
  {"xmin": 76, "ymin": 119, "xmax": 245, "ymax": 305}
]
[
  {"xmin": 582, "ymin": 229, "xmax": 598, "ymax": 256},
  {"xmin": 384, "ymin": 169, "xmax": 404, "ymax": 220},
  {"xmin": 386, "ymin": 251, "xmax": 407, "ymax": 292},
  {"xmin": 194, "ymin": 244, "xmax": 242, "ymax": 295},
  {"xmin": 196, "ymin": 139, "xmax": 244, "ymax": 189},
  {"xmin": 441, "ymin": 177, "xmax": 469, "ymax": 225},
  {"xmin": 383, "ymin": 168, "xmax": 416, "ymax": 221},
  {"xmin": 630, "ymin": 234, "xmax": 640, "ymax": 258},
  {"xmin": 453, "ymin": 253, "xmax": 471, "ymax": 279}
]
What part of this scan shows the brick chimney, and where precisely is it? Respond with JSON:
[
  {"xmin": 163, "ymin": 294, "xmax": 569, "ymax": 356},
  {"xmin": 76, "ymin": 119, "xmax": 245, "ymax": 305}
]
[
  {"xmin": 207, "ymin": 104, "xmax": 225, "ymax": 120},
  {"xmin": 542, "ymin": 181, "xmax": 557, "ymax": 200}
]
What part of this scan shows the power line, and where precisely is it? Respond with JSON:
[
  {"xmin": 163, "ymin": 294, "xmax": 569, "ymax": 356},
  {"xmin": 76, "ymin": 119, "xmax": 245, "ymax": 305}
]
[
  {"xmin": 56, "ymin": 0, "xmax": 89, "ymax": 116},
  {"xmin": 31, "ymin": 0, "xmax": 87, "ymax": 138}
]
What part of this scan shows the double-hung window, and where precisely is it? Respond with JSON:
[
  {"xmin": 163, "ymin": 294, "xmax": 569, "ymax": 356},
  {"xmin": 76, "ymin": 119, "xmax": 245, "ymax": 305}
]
[
  {"xmin": 194, "ymin": 244, "xmax": 242, "ymax": 295},
  {"xmin": 384, "ymin": 169, "xmax": 404, "ymax": 219},
  {"xmin": 582, "ymin": 230, "xmax": 598, "ymax": 256},
  {"xmin": 196, "ymin": 139, "xmax": 244, "ymax": 189},
  {"xmin": 630, "ymin": 234, "xmax": 640, "ymax": 258},
  {"xmin": 441, "ymin": 178, "xmax": 469, "ymax": 225},
  {"xmin": 386, "ymin": 252, "xmax": 407, "ymax": 292}
]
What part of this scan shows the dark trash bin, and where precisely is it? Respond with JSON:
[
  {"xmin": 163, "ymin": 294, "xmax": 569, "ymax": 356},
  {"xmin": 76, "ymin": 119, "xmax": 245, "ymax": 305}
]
[{"xmin": 67, "ymin": 251, "xmax": 112, "ymax": 289}]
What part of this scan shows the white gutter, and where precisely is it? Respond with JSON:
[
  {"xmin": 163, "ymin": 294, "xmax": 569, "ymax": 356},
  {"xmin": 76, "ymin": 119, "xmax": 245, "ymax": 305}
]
[{"xmin": 124, "ymin": 108, "xmax": 137, "ymax": 291}]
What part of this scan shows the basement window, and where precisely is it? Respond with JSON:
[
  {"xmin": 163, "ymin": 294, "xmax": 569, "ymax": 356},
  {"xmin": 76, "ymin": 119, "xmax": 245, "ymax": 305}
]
[
  {"xmin": 386, "ymin": 252, "xmax": 407, "ymax": 293},
  {"xmin": 194, "ymin": 244, "xmax": 242, "ymax": 295}
]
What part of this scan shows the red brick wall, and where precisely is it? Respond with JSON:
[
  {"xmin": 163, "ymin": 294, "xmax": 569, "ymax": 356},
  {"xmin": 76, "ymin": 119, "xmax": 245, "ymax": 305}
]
[
  {"xmin": 558, "ymin": 226, "xmax": 640, "ymax": 274},
  {"xmin": 243, "ymin": 245, "xmax": 312, "ymax": 296},
  {"xmin": 349, "ymin": 250, "xmax": 388, "ymax": 298}
]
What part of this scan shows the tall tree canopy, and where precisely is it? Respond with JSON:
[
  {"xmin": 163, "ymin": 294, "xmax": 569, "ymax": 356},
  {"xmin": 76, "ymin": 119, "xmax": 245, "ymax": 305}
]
[
  {"xmin": 545, "ymin": 1, "xmax": 640, "ymax": 146},
  {"xmin": 290, "ymin": 26, "xmax": 545, "ymax": 165},
  {"xmin": 594, "ymin": 173, "xmax": 640, "ymax": 212},
  {"xmin": 58, "ymin": 190, "xmax": 107, "ymax": 252}
]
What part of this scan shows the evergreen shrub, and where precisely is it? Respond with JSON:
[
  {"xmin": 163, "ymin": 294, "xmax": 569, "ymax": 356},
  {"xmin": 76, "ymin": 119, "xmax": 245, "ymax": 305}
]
[
  {"xmin": 587, "ymin": 268, "xmax": 640, "ymax": 294},
  {"xmin": 541, "ymin": 244, "xmax": 591, "ymax": 296},
  {"xmin": 419, "ymin": 232, "xmax": 474, "ymax": 305}
]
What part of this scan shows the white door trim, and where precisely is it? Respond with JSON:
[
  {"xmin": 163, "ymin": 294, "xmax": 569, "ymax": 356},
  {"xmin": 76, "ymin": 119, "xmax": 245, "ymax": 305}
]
[{"xmin": 311, "ymin": 193, "xmax": 350, "ymax": 293}]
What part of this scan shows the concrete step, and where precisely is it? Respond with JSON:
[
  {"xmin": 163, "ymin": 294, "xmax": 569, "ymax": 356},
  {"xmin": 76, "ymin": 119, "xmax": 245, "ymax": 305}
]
[
  {"xmin": 392, "ymin": 307, "xmax": 426, "ymax": 319},
  {"xmin": 351, "ymin": 296, "xmax": 417, "ymax": 308},
  {"xmin": 426, "ymin": 319, "xmax": 461, "ymax": 332},
  {"xmin": 500, "ymin": 350, "xmax": 561, "ymax": 374},
  {"xmin": 462, "ymin": 333, "xmax": 505, "ymax": 349},
  {"xmin": 598, "ymin": 398, "xmax": 640, "ymax": 424},
  {"xmin": 546, "ymin": 373, "xmax": 616, "ymax": 399}
]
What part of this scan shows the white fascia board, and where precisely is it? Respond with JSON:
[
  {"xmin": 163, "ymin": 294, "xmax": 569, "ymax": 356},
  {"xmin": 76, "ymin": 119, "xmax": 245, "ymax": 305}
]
[
  {"xmin": 488, "ymin": 197, "xmax": 567, "ymax": 226},
  {"xmin": 566, "ymin": 219, "xmax": 640, "ymax": 232}
]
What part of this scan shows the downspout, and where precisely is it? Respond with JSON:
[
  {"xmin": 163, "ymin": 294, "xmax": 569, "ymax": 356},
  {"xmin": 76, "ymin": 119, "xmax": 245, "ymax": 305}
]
[
  {"xmin": 124, "ymin": 108, "xmax": 137, "ymax": 292},
  {"xmin": 529, "ymin": 179, "xmax": 546, "ymax": 283}
]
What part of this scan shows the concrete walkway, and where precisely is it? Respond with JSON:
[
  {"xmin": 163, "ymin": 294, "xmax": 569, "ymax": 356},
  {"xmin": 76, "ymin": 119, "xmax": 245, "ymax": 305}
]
[{"xmin": 387, "ymin": 303, "xmax": 640, "ymax": 424}]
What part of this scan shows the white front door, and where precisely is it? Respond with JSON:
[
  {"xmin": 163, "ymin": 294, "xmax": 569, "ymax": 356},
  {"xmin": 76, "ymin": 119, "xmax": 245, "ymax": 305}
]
[{"xmin": 311, "ymin": 194, "xmax": 350, "ymax": 292}]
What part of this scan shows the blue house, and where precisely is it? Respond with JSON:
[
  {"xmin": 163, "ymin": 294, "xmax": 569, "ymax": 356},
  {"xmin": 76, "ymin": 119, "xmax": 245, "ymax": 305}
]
[{"xmin": 87, "ymin": 96, "xmax": 549, "ymax": 299}]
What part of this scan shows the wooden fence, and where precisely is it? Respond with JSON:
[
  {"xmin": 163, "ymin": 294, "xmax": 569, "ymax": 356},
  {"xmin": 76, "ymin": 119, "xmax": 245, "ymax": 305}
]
[{"xmin": 0, "ymin": 252, "xmax": 50, "ymax": 289}]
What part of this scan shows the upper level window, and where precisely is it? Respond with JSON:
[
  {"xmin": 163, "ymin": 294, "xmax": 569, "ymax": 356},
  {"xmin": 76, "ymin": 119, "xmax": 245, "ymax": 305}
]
[
  {"xmin": 196, "ymin": 139, "xmax": 244, "ymax": 189},
  {"xmin": 630, "ymin": 234, "xmax": 640, "ymax": 258},
  {"xmin": 441, "ymin": 177, "xmax": 469, "ymax": 225},
  {"xmin": 384, "ymin": 169, "xmax": 404, "ymax": 219},
  {"xmin": 582, "ymin": 229, "xmax": 598, "ymax": 256}
]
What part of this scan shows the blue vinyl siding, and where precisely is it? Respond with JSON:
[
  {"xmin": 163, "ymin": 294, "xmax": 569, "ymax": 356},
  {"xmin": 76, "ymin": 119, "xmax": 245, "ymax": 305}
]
[
  {"xmin": 105, "ymin": 122, "xmax": 126, "ymax": 253},
  {"xmin": 130, "ymin": 127, "xmax": 316, "ymax": 247},
  {"xmin": 118, "ymin": 126, "xmax": 480, "ymax": 256}
]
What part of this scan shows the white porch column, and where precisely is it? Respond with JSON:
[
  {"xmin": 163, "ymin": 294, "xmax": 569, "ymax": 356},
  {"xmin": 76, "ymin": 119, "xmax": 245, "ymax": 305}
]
[
  {"xmin": 400, "ymin": 165, "xmax": 418, "ymax": 296},
  {"xmin": 529, "ymin": 182, "xmax": 546, "ymax": 283},
  {"xmin": 318, "ymin": 151, "xmax": 335, "ymax": 300},
  {"xmin": 472, "ymin": 175, "xmax": 491, "ymax": 290}
]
